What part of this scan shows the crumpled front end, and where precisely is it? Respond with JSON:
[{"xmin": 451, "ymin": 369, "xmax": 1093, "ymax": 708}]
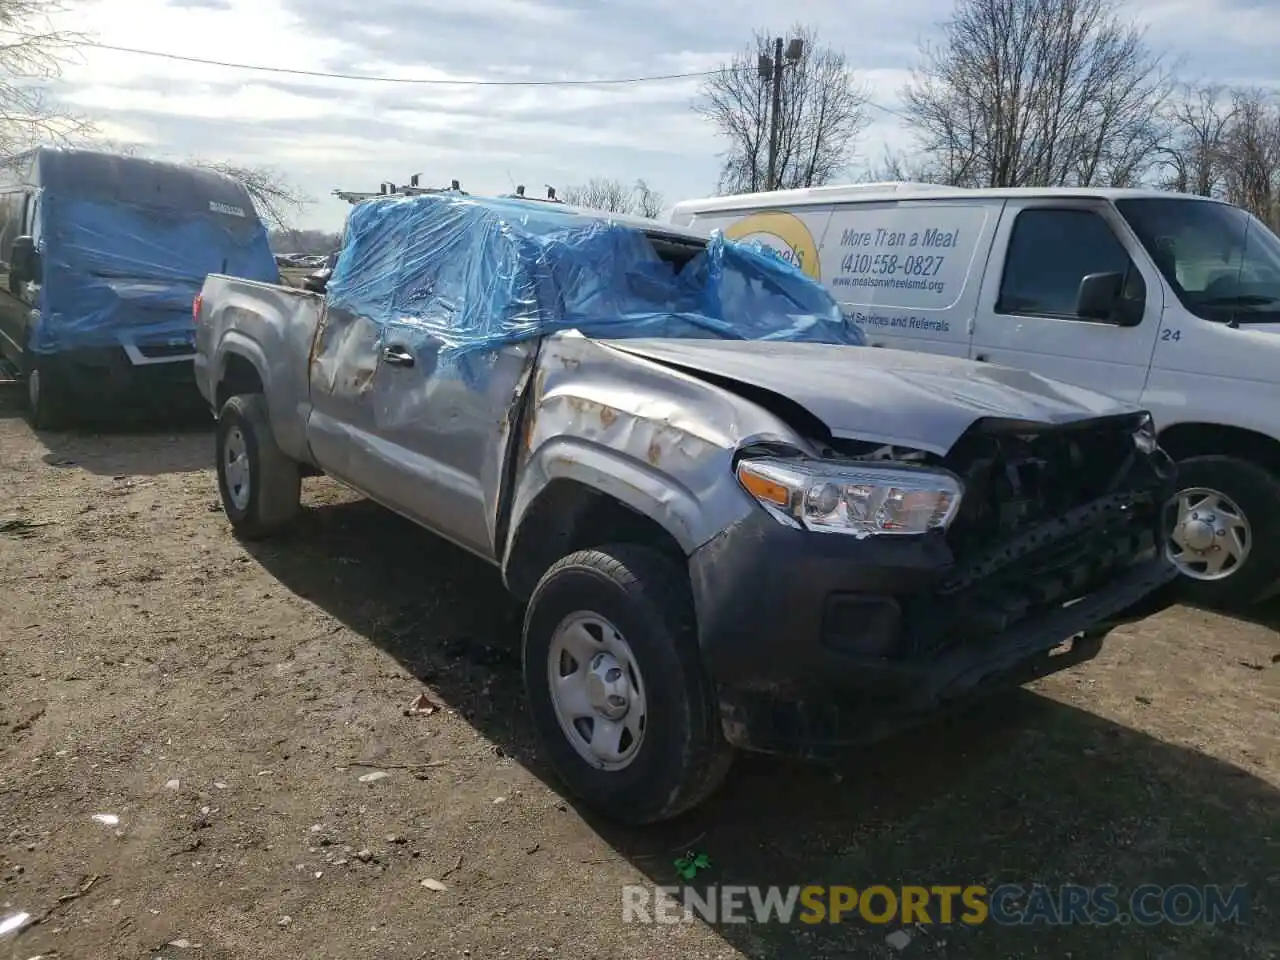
[{"xmin": 690, "ymin": 411, "xmax": 1179, "ymax": 759}]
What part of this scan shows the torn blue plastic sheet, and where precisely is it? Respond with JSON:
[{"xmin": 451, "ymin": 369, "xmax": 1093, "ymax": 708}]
[
  {"xmin": 32, "ymin": 187, "xmax": 277, "ymax": 355},
  {"xmin": 324, "ymin": 193, "xmax": 864, "ymax": 373}
]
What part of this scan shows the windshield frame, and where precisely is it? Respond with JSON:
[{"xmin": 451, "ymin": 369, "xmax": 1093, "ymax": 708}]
[{"xmin": 1114, "ymin": 197, "xmax": 1280, "ymax": 324}]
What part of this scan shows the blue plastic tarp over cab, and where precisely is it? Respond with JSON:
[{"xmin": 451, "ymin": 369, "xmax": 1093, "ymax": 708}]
[
  {"xmin": 324, "ymin": 193, "xmax": 864, "ymax": 371},
  {"xmin": 32, "ymin": 174, "xmax": 278, "ymax": 355}
]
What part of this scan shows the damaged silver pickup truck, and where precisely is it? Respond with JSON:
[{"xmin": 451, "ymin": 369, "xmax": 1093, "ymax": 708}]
[{"xmin": 194, "ymin": 192, "xmax": 1178, "ymax": 824}]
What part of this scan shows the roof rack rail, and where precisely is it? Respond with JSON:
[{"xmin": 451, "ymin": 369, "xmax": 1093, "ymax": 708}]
[
  {"xmin": 497, "ymin": 183, "xmax": 566, "ymax": 204},
  {"xmin": 332, "ymin": 174, "xmax": 469, "ymax": 205}
]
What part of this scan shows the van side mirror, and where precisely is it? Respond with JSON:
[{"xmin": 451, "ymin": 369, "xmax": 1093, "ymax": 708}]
[
  {"xmin": 10, "ymin": 235, "xmax": 39, "ymax": 284},
  {"xmin": 1077, "ymin": 271, "xmax": 1142, "ymax": 326}
]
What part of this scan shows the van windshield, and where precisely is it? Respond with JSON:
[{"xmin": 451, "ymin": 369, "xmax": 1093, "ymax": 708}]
[{"xmin": 1115, "ymin": 198, "xmax": 1280, "ymax": 324}]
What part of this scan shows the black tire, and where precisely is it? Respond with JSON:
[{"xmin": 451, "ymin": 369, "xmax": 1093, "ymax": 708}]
[
  {"xmin": 215, "ymin": 393, "xmax": 301, "ymax": 540},
  {"xmin": 522, "ymin": 543, "xmax": 733, "ymax": 825},
  {"xmin": 1167, "ymin": 455, "xmax": 1280, "ymax": 609},
  {"xmin": 25, "ymin": 359, "xmax": 71, "ymax": 431}
]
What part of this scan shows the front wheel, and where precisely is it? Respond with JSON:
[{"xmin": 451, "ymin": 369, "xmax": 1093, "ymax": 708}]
[
  {"xmin": 522, "ymin": 543, "xmax": 733, "ymax": 825},
  {"xmin": 1165, "ymin": 455, "xmax": 1280, "ymax": 609},
  {"xmin": 25, "ymin": 360, "xmax": 71, "ymax": 431},
  {"xmin": 216, "ymin": 393, "xmax": 301, "ymax": 540}
]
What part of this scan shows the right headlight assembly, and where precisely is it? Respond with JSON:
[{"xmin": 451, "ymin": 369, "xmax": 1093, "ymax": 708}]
[{"xmin": 735, "ymin": 456, "xmax": 964, "ymax": 537}]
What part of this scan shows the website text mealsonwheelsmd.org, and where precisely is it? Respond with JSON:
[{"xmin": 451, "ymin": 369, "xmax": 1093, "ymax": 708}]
[{"xmin": 832, "ymin": 273, "xmax": 948, "ymax": 295}]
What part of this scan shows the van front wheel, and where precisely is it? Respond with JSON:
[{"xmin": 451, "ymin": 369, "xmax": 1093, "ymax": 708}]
[
  {"xmin": 25, "ymin": 361, "xmax": 71, "ymax": 431},
  {"xmin": 1166, "ymin": 455, "xmax": 1280, "ymax": 608}
]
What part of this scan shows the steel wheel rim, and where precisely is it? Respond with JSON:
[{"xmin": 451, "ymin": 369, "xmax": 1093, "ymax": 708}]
[
  {"xmin": 223, "ymin": 425, "xmax": 251, "ymax": 511},
  {"xmin": 1166, "ymin": 486, "xmax": 1251, "ymax": 582},
  {"xmin": 547, "ymin": 611, "xmax": 647, "ymax": 771}
]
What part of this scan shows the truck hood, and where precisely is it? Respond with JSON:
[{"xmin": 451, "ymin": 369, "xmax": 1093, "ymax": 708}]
[{"xmin": 598, "ymin": 339, "xmax": 1141, "ymax": 455}]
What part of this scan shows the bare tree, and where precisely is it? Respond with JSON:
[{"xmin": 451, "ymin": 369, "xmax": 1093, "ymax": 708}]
[
  {"xmin": 559, "ymin": 176, "xmax": 631, "ymax": 212},
  {"xmin": 0, "ymin": 0, "xmax": 94, "ymax": 154},
  {"xmin": 191, "ymin": 160, "xmax": 311, "ymax": 230},
  {"xmin": 631, "ymin": 179, "xmax": 665, "ymax": 218},
  {"xmin": 1219, "ymin": 88, "xmax": 1280, "ymax": 229},
  {"xmin": 271, "ymin": 227, "xmax": 342, "ymax": 255},
  {"xmin": 696, "ymin": 24, "xmax": 870, "ymax": 194},
  {"xmin": 1156, "ymin": 83, "xmax": 1236, "ymax": 196},
  {"xmin": 902, "ymin": 0, "xmax": 1174, "ymax": 189},
  {"xmin": 558, "ymin": 177, "xmax": 667, "ymax": 218},
  {"xmin": 856, "ymin": 145, "xmax": 945, "ymax": 184}
]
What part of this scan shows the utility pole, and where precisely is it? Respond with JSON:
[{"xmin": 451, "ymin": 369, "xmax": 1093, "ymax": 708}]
[
  {"xmin": 760, "ymin": 36, "xmax": 805, "ymax": 192},
  {"xmin": 766, "ymin": 37, "xmax": 783, "ymax": 192}
]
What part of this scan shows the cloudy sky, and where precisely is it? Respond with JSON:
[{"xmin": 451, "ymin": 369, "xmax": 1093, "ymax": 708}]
[{"xmin": 44, "ymin": 0, "xmax": 1280, "ymax": 231}]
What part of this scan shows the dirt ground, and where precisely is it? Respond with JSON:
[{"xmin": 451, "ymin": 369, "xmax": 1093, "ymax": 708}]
[{"xmin": 0, "ymin": 387, "xmax": 1277, "ymax": 960}]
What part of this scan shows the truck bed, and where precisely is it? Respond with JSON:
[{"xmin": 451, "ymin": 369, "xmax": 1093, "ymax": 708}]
[{"xmin": 194, "ymin": 274, "xmax": 326, "ymax": 464}]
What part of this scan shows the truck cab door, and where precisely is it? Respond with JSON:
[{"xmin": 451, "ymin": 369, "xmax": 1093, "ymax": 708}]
[
  {"xmin": 306, "ymin": 298, "xmax": 533, "ymax": 562},
  {"xmin": 357, "ymin": 332, "xmax": 534, "ymax": 559},
  {"xmin": 970, "ymin": 199, "xmax": 1163, "ymax": 402}
]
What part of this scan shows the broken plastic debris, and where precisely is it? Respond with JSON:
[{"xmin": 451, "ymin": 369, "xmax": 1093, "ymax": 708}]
[
  {"xmin": 164, "ymin": 779, "xmax": 181, "ymax": 791},
  {"xmin": 167, "ymin": 939, "xmax": 198, "ymax": 948},
  {"xmin": 420, "ymin": 878, "xmax": 447, "ymax": 892},
  {"xmin": 406, "ymin": 693, "xmax": 440, "ymax": 716},
  {"xmin": 885, "ymin": 929, "xmax": 912, "ymax": 951},
  {"xmin": 277, "ymin": 916, "xmax": 292, "ymax": 927},
  {"xmin": 91, "ymin": 813, "xmax": 120, "ymax": 826},
  {"xmin": 0, "ymin": 912, "xmax": 32, "ymax": 937},
  {"xmin": 357, "ymin": 771, "xmax": 389, "ymax": 784}
]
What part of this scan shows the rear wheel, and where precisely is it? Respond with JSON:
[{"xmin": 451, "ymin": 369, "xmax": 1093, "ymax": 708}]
[
  {"xmin": 1165, "ymin": 455, "xmax": 1280, "ymax": 608},
  {"xmin": 522, "ymin": 543, "xmax": 733, "ymax": 825},
  {"xmin": 216, "ymin": 393, "xmax": 301, "ymax": 540}
]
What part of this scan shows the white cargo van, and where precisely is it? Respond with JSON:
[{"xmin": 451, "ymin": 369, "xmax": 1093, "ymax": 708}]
[{"xmin": 672, "ymin": 183, "xmax": 1280, "ymax": 609}]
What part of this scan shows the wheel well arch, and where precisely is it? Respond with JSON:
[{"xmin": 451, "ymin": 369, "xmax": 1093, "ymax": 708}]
[
  {"xmin": 1158, "ymin": 422, "xmax": 1280, "ymax": 477},
  {"xmin": 216, "ymin": 352, "xmax": 265, "ymax": 410},
  {"xmin": 503, "ymin": 478, "xmax": 686, "ymax": 601}
]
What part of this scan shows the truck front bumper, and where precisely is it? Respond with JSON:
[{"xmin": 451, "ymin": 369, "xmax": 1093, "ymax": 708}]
[{"xmin": 688, "ymin": 493, "xmax": 1178, "ymax": 758}]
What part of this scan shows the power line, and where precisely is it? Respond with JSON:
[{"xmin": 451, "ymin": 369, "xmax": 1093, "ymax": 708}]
[
  {"xmin": 81, "ymin": 39, "xmax": 909, "ymax": 115},
  {"xmin": 47, "ymin": 35, "xmax": 911, "ymax": 116},
  {"xmin": 80, "ymin": 40, "xmax": 729, "ymax": 87}
]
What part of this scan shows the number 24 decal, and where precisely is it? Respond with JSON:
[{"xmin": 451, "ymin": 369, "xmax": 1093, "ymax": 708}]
[{"xmin": 1160, "ymin": 329, "xmax": 1181, "ymax": 342}]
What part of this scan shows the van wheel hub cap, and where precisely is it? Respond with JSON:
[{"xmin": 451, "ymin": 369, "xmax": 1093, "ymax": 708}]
[{"xmin": 1167, "ymin": 487, "xmax": 1250, "ymax": 581}]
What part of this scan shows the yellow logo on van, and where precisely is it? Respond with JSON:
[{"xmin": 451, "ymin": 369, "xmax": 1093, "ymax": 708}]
[{"xmin": 725, "ymin": 211, "xmax": 821, "ymax": 281}]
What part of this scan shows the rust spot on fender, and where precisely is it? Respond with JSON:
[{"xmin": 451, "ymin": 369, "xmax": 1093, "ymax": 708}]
[{"xmin": 522, "ymin": 399, "xmax": 539, "ymax": 453}]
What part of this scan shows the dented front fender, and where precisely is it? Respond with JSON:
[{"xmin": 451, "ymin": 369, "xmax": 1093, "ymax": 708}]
[{"xmin": 502, "ymin": 333, "xmax": 808, "ymax": 562}]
